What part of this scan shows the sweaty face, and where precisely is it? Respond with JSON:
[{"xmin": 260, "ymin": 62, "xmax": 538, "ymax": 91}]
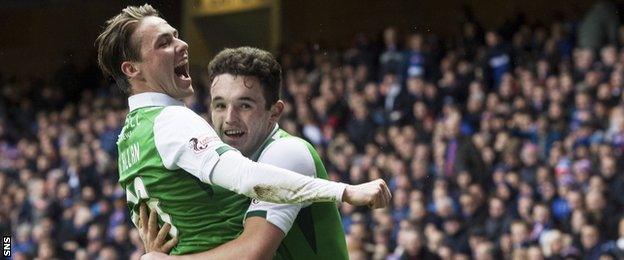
[
  {"xmin": 132, "ymin": 16, "xmax": 193, "ymax": 99},
  {"xmin": 211, "ymin": 74, "xmax": 275, "ymax": 156}
]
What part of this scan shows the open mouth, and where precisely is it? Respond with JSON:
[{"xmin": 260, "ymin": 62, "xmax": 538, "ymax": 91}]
[
  {"xmin": 174, "ymin": 61, "xmax": 190, "ymax": 80},
  {"xmin": 224, "ymin": 129, "xmax": 245, "ymax": 139}
]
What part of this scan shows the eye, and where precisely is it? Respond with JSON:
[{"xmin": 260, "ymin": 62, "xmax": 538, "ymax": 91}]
[
  {"xmin": 213, "ymin": 103, "xmax": 226, "ymax": 110},
  {"xmin": 158, "ymin": 35, "xmax": 173, "ymax": 48},
  {"xmin": 240, "ymin": 103, "xmax": 252, "ymax": 109},
  {"xmin": 160, "ymin": 39, "xmax": 171, "ymax": 48}
]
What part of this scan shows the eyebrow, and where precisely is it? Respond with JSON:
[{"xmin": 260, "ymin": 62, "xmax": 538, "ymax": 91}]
[
  {"xmin": 211, "ymin": 96, "xmax": 257, "ymax": 103},
  {"xmin": 238, "ymin": 97, "xmax": 256, "ymax": 103},
  {"xmin": 154, "ymin": 29, "xmax": 178, "ymax": 45}
]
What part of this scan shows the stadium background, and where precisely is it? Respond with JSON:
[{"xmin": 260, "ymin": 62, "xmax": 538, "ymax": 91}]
[{"xmin": 2, "ymin": 0, "xmax": 624, "ymax": 259}]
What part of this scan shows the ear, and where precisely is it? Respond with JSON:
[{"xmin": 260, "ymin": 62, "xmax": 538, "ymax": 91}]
[
  {"xmin": 121, "ymin": 61, "xmax": 140, "ymax": 79},
  {"xmin": 269, "ymin": 100, "xmax": 284, "ymax": 123}
]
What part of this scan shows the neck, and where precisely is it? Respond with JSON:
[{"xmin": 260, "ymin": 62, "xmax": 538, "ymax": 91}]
[
  {"xmin": 246, "ymin": 123, "xmax": 278, "ymax": 158},
  {"xmin": 131, "ymin": 80, "xmax": 170, "ymax": 97}
]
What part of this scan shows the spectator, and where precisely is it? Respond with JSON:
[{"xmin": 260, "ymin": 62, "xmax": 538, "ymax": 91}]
[
  {"xmin": 403, "ymin": 33, "xmax": 428, "ymax": 79},
  {"xmin": 439, "ymin": 112, "xmax": 486, "ymax": 183},
  {"xmin": 580, "ymin": 225, "xmax": 603, "ymax": 259},
  {"xmin": 578, "ymin": 1, "xmax": 619, "ymax": 52},
  {"xmin": 483, "ymin": 30, "xmax": 512, "ymax": 88},
  {"xmin": 379, "ymin": 27, "xmax": 405, "ymax": 78},
  {"xmin": 389, "ymin": 228, "xmax": 439, "ymax": 260}
]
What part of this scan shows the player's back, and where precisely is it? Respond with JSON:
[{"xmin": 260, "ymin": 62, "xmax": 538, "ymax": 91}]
[{"xmin": 117, "ymin": 106, "xmax": 249, "ymax": 255}]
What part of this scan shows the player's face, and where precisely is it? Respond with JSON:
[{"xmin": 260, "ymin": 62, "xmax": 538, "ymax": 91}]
[
  {"xmin": 131, "ymin": 16, "xmax": 193, "ymax": 99},
  {"xmin": 211, "ymin": 74, "xmax": 277, "ymax": 156}
]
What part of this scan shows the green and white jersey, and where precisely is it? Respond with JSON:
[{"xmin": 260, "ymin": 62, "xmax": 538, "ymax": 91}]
[
  {"xmin": 117, "ymin": 92, "xmax": 347, "ymax": 256},
  {"xmin": 245, "ymin": 127, "xmax": 349, "ymax": 260},
  {"xmin": 118, "ymin": 92, "xmax": 245, "ymax": 255}
]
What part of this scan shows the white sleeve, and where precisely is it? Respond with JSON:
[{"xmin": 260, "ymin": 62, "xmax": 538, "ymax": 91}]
[
  {"xmin": 153, "ymin": 106, "xmax": 346, "ymax": 204},
  {"xmin": 153, "ymin": 106, "xmax": 227, "ymax": 179},
  {"xmin": 245, "ymin": 138, "xmax": 315, "ymax": 234},
  {"xmin": 211, "ymin": 151, "xmax": 345, "ymax": 204}
]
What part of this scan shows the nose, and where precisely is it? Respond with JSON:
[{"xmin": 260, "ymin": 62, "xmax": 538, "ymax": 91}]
[
  {"xmin": 224, "ymin": 106, "xmax": 238, "ymax": 125},
  {"xmin": 176, "ymin": 38, "xmax": 189, "ymax": 55}
]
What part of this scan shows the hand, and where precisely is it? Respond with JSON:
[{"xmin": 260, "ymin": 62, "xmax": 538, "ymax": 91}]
[
  {"xmin": 141, "ymin": 252, "xmax": 171, "ymax": 260},
  {"xmin": 138, "ymin": 202, "xmax": 178, "ymax": 253},
  {"xmin": 342, "ymin": 179, "xmax": 391, "ymax": 208}
]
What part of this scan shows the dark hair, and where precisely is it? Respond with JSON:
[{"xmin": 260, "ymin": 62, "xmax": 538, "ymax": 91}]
[
  {"xmin": 207, "ymin": 47, "xmax": 282, "ymax": 109},
  {"xmin": 95, "ymin": 4, "xmax": 160, "ymax": 94}
]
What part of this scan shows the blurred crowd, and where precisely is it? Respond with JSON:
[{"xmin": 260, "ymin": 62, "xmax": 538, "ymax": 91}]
[{"xmin": 3, "ymin": 2, "xmax": 624, "ymax": 259}]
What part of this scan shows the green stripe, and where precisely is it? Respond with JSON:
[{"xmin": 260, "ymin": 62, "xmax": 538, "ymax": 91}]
[
  {"xmin": 245, "ymin": 210, "xmax": 267, "ymax": 219},
  {"xmin": 208, "ymin": 145, "xmax": 235, "ymax": 184},
  {"xmin": 215, "ymin": 145, "xmax": 234, "ymax": 155},
  {"xmin": 249, "ymin": 126, "xmax": 280, "ymax": 161}
]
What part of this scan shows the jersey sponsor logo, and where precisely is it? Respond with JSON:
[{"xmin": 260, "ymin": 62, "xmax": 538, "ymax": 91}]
[
  {"xmin": 188, "ymin": 135, "xmax": 220, "ymax": 154},
  {"xmin": 251, "ymin": 198, "xmax": 260, "ymax": 205}
]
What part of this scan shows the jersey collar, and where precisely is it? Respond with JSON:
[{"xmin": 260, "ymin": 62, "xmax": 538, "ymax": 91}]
[
  {"xmin": 249, "ymin": 124, "xmax": 280, "ymax": 161},
  {"xmin": 128, "ymin": 92, "xmax": 185, "ymax": 111}
]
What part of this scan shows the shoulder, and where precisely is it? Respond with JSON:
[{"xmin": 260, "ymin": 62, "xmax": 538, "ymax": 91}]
[
  {"xmin": 262, "ymin": 137, "xmax": 313, "ymax": 162},
  {"xmin": 153, "ymin": 106, "xmax": 216, "ymax": 144},
  {"xmin": 157, "ymin": 106, "xmax": 204, "ymax": 122},
  {"xmin": 258, "ymin": 137, "xmax": 316, "ymax": 177},
  {"xmin": 154, "ymin": 106, "xmax": 211, "ymax": 130}
]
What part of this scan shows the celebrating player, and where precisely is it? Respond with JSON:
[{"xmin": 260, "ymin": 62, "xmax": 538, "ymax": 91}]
[
  {"xmin": 94, "ymin": 4, "xmax": 391, "ymax": 256},
  {"xmin": 141, "ymin": 47, "xmax": 350, "ymax": 259}
]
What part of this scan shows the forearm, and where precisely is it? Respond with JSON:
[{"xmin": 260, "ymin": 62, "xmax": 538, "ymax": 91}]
[
  {"xmin": 170, "ymin": 241, "xmax": 269, "ymax": 260},
  {"xmin": 209, "ymin": 151, "xmax": 346, "ymax": 204},
  {"xmin": 166, "ymin": 218, "xmax": 282, "ymax": 260}
]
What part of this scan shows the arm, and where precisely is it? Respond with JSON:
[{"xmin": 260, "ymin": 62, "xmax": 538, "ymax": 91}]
[
  {"xmin": 213, "ymin": 152, "xmax": 391, "ymax": 207},
  {"xmin": 211, "ymin": 150, "xmax": 344, "ymax": 203},
  {"xmin": 154, "ymin": 106, "xmax": 390, "ymax": 207},
  {"xmin": 177, "ymin": 217, "xmax": 283, "ymax": 260},
  {"xmin": 239, "ymin": 137, "xmax": 315, "ymax": 234},
  {"xmin": 141, "ymin": 211, "xmax": 282, "ymax": 260},
  {"xmin": 142, "ymin": 138, "xmax": 319, "ymax": 259}
]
